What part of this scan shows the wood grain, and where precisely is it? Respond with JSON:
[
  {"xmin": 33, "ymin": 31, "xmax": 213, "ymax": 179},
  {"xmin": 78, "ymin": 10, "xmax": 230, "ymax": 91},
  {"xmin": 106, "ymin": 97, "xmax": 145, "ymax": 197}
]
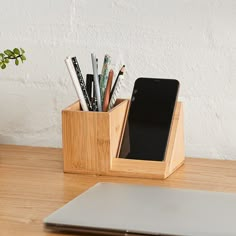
[
  {"xmin": 1, "ymin": 145, "xmax": 236, "ymax": 235},
  {"xmin": 62, "ymin": 100, "xmax": 184, "ymax": 179},
  {"xmin": 62, "ymin": 99, "xmax": 129, "ymax": 175},
  {"xmin": 113, "ymin": 102, "xmax": 185, "ymax": 179},
  {"xmin": 164, "ymin": 102, "xmax": 185, "ymax": 177}
]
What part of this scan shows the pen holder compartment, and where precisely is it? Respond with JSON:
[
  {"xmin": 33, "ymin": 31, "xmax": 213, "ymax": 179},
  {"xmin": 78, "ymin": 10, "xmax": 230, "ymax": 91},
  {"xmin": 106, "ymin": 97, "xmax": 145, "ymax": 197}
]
[
  {"xmin": 62, "ymin": 99, "xmax": 129, "ymax": 175},
  {"xmin": 62, "ymin": 99, "xmax": 185, "ymax": 179}
]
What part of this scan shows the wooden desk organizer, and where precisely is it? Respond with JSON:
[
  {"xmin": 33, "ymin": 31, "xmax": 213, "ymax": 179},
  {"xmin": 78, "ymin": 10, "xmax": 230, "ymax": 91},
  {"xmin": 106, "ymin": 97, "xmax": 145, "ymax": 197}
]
[{"xmin": 62, "ymin": 99, "xmax": 184, "ymax": 179}]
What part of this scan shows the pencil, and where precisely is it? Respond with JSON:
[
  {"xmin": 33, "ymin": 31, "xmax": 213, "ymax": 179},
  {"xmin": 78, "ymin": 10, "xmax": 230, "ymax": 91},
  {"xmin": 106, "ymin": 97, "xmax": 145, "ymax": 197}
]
[
  {"xmin": 102, "ymin": 69, "xmax": 114, "ymax": 112},
  {"xmin": 108, "ymin": 72, "xmax": 124, "ymax": 110},
  {"xmin": 110, "ymin": 65, "xmax": 125, "ymax": 98}
]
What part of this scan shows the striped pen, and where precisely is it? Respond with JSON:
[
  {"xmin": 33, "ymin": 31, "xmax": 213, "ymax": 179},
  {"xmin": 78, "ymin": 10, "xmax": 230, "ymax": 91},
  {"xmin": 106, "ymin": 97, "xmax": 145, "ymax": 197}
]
[{"xmin": 100, "ymin": 54, "xmax": 111, "ymax": 105}]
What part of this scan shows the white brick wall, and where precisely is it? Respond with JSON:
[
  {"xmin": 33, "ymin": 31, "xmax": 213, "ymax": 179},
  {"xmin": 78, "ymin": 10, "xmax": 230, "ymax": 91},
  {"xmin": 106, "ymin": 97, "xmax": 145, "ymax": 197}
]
[{"xmin": 0, "ymin": 0, "xmax": 235, "ymax": 159}]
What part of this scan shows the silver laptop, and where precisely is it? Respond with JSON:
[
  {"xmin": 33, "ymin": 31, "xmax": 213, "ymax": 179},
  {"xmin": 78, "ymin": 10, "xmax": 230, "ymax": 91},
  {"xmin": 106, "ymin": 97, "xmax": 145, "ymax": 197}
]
[{"xmin": 44, "ymin": 182, "xmax": 236, "ymax": 236}]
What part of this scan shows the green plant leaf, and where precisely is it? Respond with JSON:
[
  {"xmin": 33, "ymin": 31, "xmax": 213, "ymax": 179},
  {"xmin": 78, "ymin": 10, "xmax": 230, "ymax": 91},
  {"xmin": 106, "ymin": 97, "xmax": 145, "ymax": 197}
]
[
  {"xmin": 0, "ymin": 48, "xmax": 26, "ymax": 68},
  {"xmin": 20, "ymin": 48, "xmax": 25, "ymax": 54},
  {"xmin": 15, "ymin": 58, "xmax": 19, "ymax": 65},
  {"xmin": 13, "ymin": 48, "xmax": 20, "ymax": 55},
  {"xmin": 4, "ymin": 49, "xmax": 14, "ymax": 57}
]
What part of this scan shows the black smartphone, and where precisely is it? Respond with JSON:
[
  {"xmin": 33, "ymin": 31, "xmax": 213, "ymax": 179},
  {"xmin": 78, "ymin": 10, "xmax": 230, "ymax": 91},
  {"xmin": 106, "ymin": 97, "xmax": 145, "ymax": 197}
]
[{"xmin": 118, "ymin": 78, "xmax": 179, "ymax": 161}]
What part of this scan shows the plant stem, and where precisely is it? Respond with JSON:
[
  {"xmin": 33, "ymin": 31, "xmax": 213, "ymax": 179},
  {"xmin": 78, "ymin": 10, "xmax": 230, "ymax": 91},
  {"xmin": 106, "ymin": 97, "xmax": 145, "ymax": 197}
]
[{"xmin": 4, "ymin": 55, "xmax": 22, "ymax": 60}]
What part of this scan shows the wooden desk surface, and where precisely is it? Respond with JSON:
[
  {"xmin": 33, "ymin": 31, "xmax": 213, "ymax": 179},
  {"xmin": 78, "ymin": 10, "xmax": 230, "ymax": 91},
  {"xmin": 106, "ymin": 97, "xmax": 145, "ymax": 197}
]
[{"xmin": 1, "ymin": 144, "xmax": 236, "ymax": 236}]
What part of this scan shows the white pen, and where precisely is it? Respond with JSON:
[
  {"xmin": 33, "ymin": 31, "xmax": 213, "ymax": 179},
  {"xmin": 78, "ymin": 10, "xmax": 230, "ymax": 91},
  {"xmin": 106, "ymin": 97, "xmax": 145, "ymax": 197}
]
[
  {"xmin": 65, "ymin": 57, "xmax": 89, "ymax": 111},
  {"xmin": 91, "ymin": 53, "xmax": 102, "ymax": 111}
]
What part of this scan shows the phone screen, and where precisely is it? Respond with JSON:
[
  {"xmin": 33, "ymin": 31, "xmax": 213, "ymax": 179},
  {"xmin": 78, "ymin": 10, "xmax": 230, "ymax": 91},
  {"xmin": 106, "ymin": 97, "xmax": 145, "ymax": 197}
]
[{"xmin": 118, "ymin": 78, "xmax": 179, "ymax": 161}]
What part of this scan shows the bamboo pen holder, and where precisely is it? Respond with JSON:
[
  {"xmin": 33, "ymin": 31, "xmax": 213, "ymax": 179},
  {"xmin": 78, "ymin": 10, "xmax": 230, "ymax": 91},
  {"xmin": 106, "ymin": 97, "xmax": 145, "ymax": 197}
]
[{"xmin": 62, "ymin": 99, "xmax": 185, "ymax": 179}]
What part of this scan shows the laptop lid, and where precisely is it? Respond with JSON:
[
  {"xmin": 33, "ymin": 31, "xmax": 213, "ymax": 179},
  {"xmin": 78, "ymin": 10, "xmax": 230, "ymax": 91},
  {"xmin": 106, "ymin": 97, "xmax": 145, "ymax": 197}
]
[{"xmin": 44, "ymin": 182, "xmax": 236, "ymax": 236}]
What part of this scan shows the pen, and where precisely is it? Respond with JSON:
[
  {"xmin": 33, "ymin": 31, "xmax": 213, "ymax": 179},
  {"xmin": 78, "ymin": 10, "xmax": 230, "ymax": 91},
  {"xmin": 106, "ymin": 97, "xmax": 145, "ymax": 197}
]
[
  {"xmin": 96, "ymin": 58, "xmax": 98, "ymax": 71},
  {"xmin": 65, "ymin": 57, "xmax": 89, "ymax": 111},
  {"xmin": 91, "ymin": 53, "xmax": 102, "ymax": 112},
  {"xmin": 100, "ymin": 54, "xmax": 111, "ymax": 104},
  {"xmin": 86, "ymin": 74, "xmax": 93, "ymax": 100},
  {"xmin": 71, "ymin": 57, "xmax": 93, "ymax": 111}
]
